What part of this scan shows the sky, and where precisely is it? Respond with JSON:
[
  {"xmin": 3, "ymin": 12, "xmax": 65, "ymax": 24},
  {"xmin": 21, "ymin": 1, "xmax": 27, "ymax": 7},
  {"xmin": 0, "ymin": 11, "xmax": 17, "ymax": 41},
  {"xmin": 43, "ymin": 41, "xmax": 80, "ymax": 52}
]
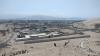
[{"xmin": 0, "ymin": 0, "xmax": 100, "ymax": 19}]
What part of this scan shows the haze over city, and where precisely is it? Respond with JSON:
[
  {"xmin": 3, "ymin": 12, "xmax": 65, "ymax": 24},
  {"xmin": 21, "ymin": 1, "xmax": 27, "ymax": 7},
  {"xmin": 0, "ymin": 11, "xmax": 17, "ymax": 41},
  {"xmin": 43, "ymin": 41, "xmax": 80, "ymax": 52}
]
[{"xmin": 1, "ymin": 0, "xmax": 100, "ymax": 56}]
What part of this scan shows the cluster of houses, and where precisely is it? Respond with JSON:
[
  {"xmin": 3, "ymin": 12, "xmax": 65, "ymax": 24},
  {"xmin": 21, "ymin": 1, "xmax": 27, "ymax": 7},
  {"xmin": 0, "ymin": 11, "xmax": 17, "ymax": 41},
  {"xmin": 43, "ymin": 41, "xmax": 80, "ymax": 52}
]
[
  {"xmin": 16, "ymin": 31, "xmax": 62, "ymax": 41},
  {"xmin": 12, "ymin": 22, "xmax": 63, "ymax": 41},
  {"xmin": 12, "ymin": 21, "xmax": 86, "ymax": 41}
]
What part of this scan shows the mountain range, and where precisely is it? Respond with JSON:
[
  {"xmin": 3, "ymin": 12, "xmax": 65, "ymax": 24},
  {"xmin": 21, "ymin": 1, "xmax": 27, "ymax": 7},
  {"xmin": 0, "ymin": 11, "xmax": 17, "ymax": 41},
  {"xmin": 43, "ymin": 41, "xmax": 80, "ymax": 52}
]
[{"xmin": 0, "ymin": 15, "xmax": 83, "ymax": 20}]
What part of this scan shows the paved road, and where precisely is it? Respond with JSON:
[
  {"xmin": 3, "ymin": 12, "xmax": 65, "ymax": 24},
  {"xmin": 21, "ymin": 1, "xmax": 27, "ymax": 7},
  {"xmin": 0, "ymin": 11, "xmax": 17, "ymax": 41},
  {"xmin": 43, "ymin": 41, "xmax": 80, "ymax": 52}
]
[{"xmin": 24, "ymin": 34, "xmax": 90, "ymax": 44}]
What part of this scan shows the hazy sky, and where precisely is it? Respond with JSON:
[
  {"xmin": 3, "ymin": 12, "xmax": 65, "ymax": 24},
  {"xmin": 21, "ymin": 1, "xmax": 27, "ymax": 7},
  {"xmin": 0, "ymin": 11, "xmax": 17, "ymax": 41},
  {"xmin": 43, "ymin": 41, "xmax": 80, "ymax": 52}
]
[{"xmin": 0, "ymin": 0, "xmax": 100, "ymax": 19}]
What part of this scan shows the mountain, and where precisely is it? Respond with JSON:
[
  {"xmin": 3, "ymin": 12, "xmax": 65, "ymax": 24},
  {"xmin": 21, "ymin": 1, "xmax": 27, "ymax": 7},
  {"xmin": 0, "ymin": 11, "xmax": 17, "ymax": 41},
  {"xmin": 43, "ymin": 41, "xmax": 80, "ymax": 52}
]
[
  {"xmin": 18, "ymin": 15, "xmax": 66, "ymax": 20},
  {"xmin": 0, "ymin": 15, "xmax": 84, "ymax": 20}
]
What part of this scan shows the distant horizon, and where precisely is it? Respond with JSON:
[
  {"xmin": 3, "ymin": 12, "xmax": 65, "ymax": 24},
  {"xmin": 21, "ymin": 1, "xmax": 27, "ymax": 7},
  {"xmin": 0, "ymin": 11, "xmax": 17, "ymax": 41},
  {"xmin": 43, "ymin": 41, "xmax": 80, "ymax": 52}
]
[
  {"xmin": 0, "ymin": 14, "xmax": 87, "ymax": 20},
  {"xmin": 0, "ymin": 14, "xmax": 100, "ymax": 20},
  {"xmin": 0, "ymin": 0, "xmax": 100, "ymax": 19}
]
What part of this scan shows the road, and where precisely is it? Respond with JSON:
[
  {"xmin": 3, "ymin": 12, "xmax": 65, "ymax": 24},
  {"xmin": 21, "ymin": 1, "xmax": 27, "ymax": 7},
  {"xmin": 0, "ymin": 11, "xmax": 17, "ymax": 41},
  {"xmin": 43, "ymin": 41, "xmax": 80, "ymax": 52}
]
[
  {"xmin": 0, "ymin": 33, "xmax": 15, "ymax": 48},
  {"xmin": 24, "ymin": 34, "xmax": 90, "ymax": 44}
]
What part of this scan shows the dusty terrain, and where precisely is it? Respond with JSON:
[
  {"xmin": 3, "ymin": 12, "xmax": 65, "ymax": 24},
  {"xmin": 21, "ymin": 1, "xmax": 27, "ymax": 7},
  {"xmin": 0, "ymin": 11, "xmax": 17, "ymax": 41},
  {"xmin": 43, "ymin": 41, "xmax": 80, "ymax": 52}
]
[
  {"xmin": 0, "ymin": 19, "xmax": 100, "ymax": 56},
  {"xmin": 0, "ymin": 31, "xmax": 100, "ymax": 56}
]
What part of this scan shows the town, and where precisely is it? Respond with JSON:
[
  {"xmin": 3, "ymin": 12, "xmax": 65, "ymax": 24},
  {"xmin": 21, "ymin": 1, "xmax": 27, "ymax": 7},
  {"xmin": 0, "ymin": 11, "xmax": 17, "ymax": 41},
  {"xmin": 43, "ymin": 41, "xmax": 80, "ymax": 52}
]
[{"xmin": 1, "ymin": 0, "xmax": 100, "ymax": 56}]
